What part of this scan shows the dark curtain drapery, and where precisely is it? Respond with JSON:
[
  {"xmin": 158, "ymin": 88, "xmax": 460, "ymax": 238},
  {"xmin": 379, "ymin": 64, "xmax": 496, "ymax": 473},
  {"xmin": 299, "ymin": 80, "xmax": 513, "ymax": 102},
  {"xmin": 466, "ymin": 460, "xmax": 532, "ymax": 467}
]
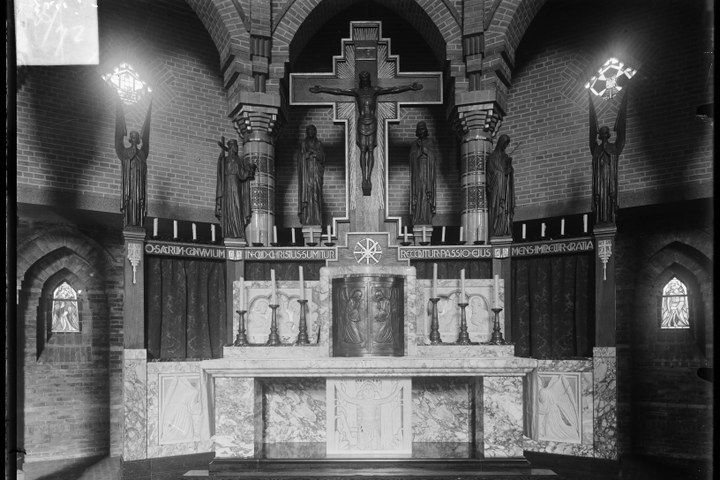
[
  {"xmin": 146, "ymin": 257, "xmax": 226, "ymax": 360},
  {"xmin": 511, "ymin": 254, "xmax": 594, "ymax": 359}
]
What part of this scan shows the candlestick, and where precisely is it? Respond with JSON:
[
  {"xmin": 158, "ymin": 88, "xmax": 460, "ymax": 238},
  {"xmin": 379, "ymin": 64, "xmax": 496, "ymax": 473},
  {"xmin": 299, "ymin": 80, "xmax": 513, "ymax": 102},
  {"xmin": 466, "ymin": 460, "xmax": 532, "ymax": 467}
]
[
  {"xmin": 291, "ymin": 227, "xmax": 296, "ymax": 244},
  {"xmin": 432, "ymin": 263, "xmax": 438, "ymax": 298},
  {"xmin": 560, "ymin": 218, "xmax": 565, "ymax": 236},
  {"xmin": 490, "ymin": 307, "xmax": 506, "ymax": 345},
  {"xmin": 211, "ymin": 224, "xmax": 216, "ymax": 243},
  {"xmin": 234, "ymin": 309, "xmax": 249, "ymax": 346},
  {"xmin": 441, "ymin": 226, "xmax": 446, "ymax": 243},
  {"xmin": 459, "ymin": 226, "xmax": 464, "ymax": 242},
  {"xmin": 296, "ymin": 299, "xmax": 309, "ymax": 345},
  {"xmin": 271, "ymin": 269, "xmax": 277, "ymax": 305},
  {"xmin": 273, "ymin": 226, "xmax": 278, "ymax": 244},
  {"xmin": 460, "ymin": 269, "xmax": 466, "ymax": 303},
  {"xmin": 192, "ymin": 223, "xmax": 197, "ymax": 241},
  {"xmin": 403, "ymin": 226, "xmax": 408, "ymax": 243},
  {"xmin": 266, "ymin": 304, "xmax": 280, "ymax": 346},
  {"xmin": 299, "ymin": 266, "xmax": 304, "ymax": 301},
  {"xmin": 583, "ymin": 214, "xmax": 588, "ymax": 233},
  {"xmin": 173, "ymin": 220, "xmax": 178, "ymax": 239},
  {"xmin": 429, "ymin": 297, "xmax": 442, "ymax": 345},
  {"xmin": 153, "ymin": 218, "xmax": 158, "ymax": 237},
  {"xmin": 456, "ymin": 302, "xmax": 470, "ymax": 345},
  {"xmin": 522, "ymin": 223, "xmax": 526, "ymax": 240},
  {"xmin": 494, "ymin": 274, "xmax": 500, "ymax": 308}
]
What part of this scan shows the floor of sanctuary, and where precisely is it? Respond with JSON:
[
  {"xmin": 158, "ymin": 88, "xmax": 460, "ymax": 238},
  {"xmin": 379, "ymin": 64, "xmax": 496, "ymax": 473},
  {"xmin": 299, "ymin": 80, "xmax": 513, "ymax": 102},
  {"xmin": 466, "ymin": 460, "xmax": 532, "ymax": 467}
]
[{"xmin": 18, "ymin": 452, "xmax": 713, "ymax": 480}]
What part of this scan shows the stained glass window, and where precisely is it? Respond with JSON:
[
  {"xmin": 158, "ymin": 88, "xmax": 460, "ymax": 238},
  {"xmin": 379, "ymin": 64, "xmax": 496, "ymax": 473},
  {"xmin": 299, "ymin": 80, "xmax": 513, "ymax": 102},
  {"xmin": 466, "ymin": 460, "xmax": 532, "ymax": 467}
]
[
  {"xmin": 51, "ymin": 281, "xmax": 80, "ymax": 333},
  {"xmin": 661, "ymin": 277, "xmax": 690, "ymax": 329},
  {"xmin": 102, "ymin": 63, "xmax": 151, "ymax": 105}
]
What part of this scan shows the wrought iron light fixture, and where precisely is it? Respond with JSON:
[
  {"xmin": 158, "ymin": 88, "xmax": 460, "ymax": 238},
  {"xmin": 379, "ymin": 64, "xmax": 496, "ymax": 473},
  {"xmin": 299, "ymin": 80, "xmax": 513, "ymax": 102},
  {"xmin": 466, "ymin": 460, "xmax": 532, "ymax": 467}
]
[
  {"xmin": 584, "ymin": 57, "xmax": 636, "ymax": 100},
  {"xmin": 102, "ymin": 63, "xmax": 151, "ymax": 104}
]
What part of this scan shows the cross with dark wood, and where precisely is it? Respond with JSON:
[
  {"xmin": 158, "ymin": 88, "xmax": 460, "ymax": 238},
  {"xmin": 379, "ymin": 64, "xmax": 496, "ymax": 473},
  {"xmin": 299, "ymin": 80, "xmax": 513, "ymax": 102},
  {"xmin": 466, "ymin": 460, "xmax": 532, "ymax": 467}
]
[{"xmin": 290, "ymin": 21, "xmax": 442, "ymax": 233}]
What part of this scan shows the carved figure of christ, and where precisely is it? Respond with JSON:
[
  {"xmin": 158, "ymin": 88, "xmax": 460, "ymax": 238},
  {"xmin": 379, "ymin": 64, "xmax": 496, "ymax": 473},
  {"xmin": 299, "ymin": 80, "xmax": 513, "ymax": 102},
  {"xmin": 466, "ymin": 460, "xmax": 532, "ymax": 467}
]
[{"xmin": 309, "ymin": 71, "xmax": 423, "ymax": 196}]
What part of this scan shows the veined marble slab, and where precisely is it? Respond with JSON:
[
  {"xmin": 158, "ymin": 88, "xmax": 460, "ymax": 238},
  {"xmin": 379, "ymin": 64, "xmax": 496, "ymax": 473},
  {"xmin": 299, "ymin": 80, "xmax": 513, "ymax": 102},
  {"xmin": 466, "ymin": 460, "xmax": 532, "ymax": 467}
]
[
  {"xmin": 123, "ymin": 349, "xmax": 147, "ymax": 461},
  {"xmin": 482, "ymin": 376, "xmax": 524, "ymax": 458},
  {"xmin": 200, "ymin": 355, "xmax": 538, "ymax": 378},
  {"xmin": 264, "ymin": 379, "xmax": 326, "ymax": 443},
  {"xmin": 327, "ymin": 378, "xmax": 412, "ymax": 457},
  {"xmin": 593, "ymin": 347, "xmax": 617, "ymax": 460},
  {"xmin": 412, "ymin": 378, "xmax": 471, "ymax": 442}
]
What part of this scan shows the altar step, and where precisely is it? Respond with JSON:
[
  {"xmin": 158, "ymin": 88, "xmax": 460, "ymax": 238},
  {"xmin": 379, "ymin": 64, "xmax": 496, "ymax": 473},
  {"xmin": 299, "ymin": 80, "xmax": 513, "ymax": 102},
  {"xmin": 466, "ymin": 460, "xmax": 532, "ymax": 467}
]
[{"xmin": 204, "ymin": 458, "xmax": 559, "ymax": 479}]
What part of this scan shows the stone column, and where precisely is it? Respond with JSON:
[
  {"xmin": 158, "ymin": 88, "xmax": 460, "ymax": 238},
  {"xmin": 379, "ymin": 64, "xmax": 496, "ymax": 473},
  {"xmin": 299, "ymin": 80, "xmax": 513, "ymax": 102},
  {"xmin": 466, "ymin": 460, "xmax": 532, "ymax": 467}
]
[
  {"xmin": 232, "ymin": 95, "xmax": 285, "ymax": 248},
  {"xmin": 451, "ymin": 92, "xmax": 504, "ymax": 244}
]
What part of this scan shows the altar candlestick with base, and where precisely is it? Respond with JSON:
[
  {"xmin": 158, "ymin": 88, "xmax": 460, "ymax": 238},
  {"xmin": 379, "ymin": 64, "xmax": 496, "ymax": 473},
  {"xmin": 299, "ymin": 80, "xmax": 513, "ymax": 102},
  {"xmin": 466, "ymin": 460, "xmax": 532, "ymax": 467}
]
[
  {"xmin": 234, "ymin": 310, "xmax": 249, "ymax": 346},
  {"xmin": 429, "ymin": 264, "xmax": 442, "ymax": 344},
  {"xmin": 296, "ymin": 266, "xmax": 310, "ymax": 345},
  {"xmin": 457, "ymin": 269, "xmax": 470, "ymax": 344},
  {"xmin": 267, "ymin": 270, "xmax": 280, "ymax": 345}
]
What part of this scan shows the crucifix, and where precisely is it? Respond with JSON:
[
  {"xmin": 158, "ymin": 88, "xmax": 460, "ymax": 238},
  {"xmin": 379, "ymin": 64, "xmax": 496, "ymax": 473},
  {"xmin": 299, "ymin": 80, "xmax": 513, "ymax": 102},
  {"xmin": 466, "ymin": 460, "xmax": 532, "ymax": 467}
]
[{"xmin": 290, "ymin": 21, "xmax": 442, "ymax": 233}]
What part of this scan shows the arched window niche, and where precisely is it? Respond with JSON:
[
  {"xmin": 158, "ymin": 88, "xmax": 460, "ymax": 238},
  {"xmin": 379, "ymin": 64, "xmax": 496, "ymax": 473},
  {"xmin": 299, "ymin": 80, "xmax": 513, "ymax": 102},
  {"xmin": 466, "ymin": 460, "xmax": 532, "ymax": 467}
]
[
  {"xmin": 655, "ymin": 265, "xmax": 705, "ymax": 355},
  {"xmin": 51, "ymin": 281, "xmax": 81, "ymax": 333},
  {"xmin": 660, "ymin": 276, "xmax": 690, "ymax": 329}
]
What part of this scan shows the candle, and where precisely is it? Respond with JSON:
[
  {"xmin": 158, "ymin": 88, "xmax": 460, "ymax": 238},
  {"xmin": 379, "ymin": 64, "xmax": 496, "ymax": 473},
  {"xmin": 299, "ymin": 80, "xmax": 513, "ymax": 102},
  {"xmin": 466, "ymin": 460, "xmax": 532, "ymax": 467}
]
[
  {"xmin": 309, "ymin": 228, "xmax": 314, "ymax": 244},
  {"xmin": 494, "ymin": 274, "xmax": 500, "ymax": 307},
  {"xmin": 403, "ymin": 226, "xmax": 408, "ymax": 242},
  {"xmin": 211, "ymin": 224, "xmax": 216, "ymax": 243},
  {"xmin": 560, "ymin": 218, "xmax": 565, "ymax": 236},
  {"xmin": 153, "ymin": 218, "xmax": 158, "ymax": 237},
  {"xmin": 192, "ymin": 223, "xmax": 197, "ymax": 240},
  {"xmin": 271, "ymin": 269, "xmax": 277, "ymax": 305},
  {"xmin": 327, "ymin": 224, "xmax": 332, "ymax": 241},
  {"xmin": 256, "ymin": 225, "xmax": 261, "ymax": 244},
  {"xmin": 239, "ymin": 276, "xmax": 245, "ymax": 311},
  {"xmin": 460, "ymin": 269, "xmax": 466, "ymax": 303},
  {"xmin": 432, "ymin": 263, "xmax": 438, "ymax": 298},
  {"xmin": 441, "ymin": 226, "xmax": 446, "ymax": 243},
  {"xmin": 173, "ymin": 220, "xmax": 178, "ymax": 239},
  {"xmin": 291, "ymin": 227, "xmax": 296, "ymax": 244},
  {"xmin": 273, "ymin": 226, "xmax": 278, "ymax": 244},
  {"xmin": 422, "ymin": 226, "xmax": 427, "ymax": 243},
  {"xmin": 299, "ymin": 266, "xmax": 304, "ymax": 301},
  {"xmin": 522, "ymin": 223, "xmax": 526, "ymax": 240},
  {"xmin": 583, "ymin": 214, "xmax": 588, "ymax": 233},
  {"xmin": 541, "ymin": 223, "xmax": 546, "ymax": 238},
  {"xmin": 459, "ymin": 226, "xmax": 464, "ymax": 242}
]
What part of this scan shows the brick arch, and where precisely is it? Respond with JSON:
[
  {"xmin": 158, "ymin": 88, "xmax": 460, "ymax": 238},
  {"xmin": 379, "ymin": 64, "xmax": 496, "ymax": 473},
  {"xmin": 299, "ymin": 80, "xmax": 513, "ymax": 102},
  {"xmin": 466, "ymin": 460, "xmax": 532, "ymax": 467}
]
[
  {"xmin": 272, "ymin": 0, "xmax": 461, "ymax": 77},
  {"xmin": 17, "ymin": 227, "xmax": 117, "ymax": 291}
]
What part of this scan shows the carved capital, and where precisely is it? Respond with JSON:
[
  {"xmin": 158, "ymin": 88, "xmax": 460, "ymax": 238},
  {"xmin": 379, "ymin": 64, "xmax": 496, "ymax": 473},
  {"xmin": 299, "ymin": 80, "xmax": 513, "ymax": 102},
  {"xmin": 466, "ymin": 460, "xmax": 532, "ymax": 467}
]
[
  {"xmin": 451, "ymin": 98, "xmax": 504, "ymax": 140},
  {"xmin": 232, "ymin": 102, "xmax": 285, "ymax": 143}
]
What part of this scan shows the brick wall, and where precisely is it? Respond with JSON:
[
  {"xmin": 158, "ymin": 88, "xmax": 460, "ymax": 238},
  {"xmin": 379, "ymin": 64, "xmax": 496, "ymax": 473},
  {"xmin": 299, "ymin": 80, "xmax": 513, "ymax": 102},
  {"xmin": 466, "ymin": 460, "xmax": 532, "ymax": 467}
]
[{"xmin": 16, "ymin": 217, "xmax": 125, "ymax": 463}]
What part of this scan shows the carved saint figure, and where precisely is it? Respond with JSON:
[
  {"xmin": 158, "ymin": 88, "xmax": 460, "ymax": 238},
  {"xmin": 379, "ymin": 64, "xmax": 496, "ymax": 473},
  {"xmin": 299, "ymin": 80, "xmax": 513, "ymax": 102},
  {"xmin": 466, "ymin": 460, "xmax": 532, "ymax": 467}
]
[
  {"xmin": 486, "ymin": 134, "xmax": 515, "ymax": 237},
  {"xmin": 408, "ymin": 121, "xmax": 437, "ymax": 226},
  {"xmin": 161, "ymin": 376, "xmax": 202, "ymax": 443},
  {"xmin": 343, "ymin": 289, "xmax": 364, "ymax": 344},
  {"xmin": 297, "ymin": 124, "xmax": 326, "ymax": 225},
  {"xmin": 373, "ymin": 288, "xmax": 393, "ymax": 344},
  {"xmin": 589, "ymin": 90, "xmax": 628, "ymax": 225},
  {"xmin": 115, "ymin": 96, "xmax": 152, "ymax": 228},
  {"xmin": 310, "ymin": 71, "xmax": 423, "ymax": 195},
  {"xmin": 215, "ymin": 137, "xmax": 257, "ymax": 240},
  {"xmin": 537, "ymin": 374, "xmax": 580, "ymax": 442},
  {"xmin": 336, "ymin": 380, "xmax": 402, "ymax": 450}
]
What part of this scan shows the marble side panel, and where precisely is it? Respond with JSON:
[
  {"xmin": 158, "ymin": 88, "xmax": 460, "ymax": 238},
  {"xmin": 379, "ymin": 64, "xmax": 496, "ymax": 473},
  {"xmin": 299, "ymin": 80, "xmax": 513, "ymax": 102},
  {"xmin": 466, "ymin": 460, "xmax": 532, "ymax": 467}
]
[
  {"xmin": 123, "ymin": 349, "xmax": 147, "ymax": 461},
  {"xmin": 593, "ymin": 348, "xmax": 617, "ymax": 460},
  {"xmin": 235, "ymin": 281, "xmax": 320, "ymax": 346},
  {"xmin": 326, "ymin": 378, "xmax": 412, "ymax": 457},
  {"xmin": 212, "ymin": 377, "xmax": 256, "ymax": 458},
  {"xmin": 581, "ymin": 370, "xmax": 594, "ymax": 445},
  {"xmin": 536, "ymin": 372, "xmax": 582, "ymax": 444},
  {"xmin": 415, "ymin": 280, "xmax": 501, "ymax": 345},
  {"xmin": 146, "ymin": 362, "xmax": 212, "ymax": 458},
  {"xmin": 263, "ymin": 378, "xmax": 326, "ymax": 443},
  {"xmin": 412, "ymin": 378, "xmax": 471, "ymax": 442},
  {"xmin": 535, "ymin": 359, "xmax": 593, "ymax": 372},
  {"xmin": 319, "ymin": 266, "xmax": 417, "ymax": 356},
  {"xmin": 482, "ymin": 376, "xmax": 523, "ymax": 458}
]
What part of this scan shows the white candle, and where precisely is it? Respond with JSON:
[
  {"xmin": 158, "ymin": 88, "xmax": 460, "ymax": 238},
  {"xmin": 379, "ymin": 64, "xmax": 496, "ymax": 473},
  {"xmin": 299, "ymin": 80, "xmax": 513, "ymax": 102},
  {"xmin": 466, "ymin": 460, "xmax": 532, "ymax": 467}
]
[
  {"xmin": 432, "ymin": 263, "xmax": 438, "ymax": 298},
  {"xmin": 403, "ymin": 226, "xmax": 408, "ymax": 242},
  {"xmin": 522, "ymin": 223, "xmax": 526, "ymax": 239},
  {"xmin": 271, "ymin": 269, "xmax": 277, "ymax": 305},
  {"xmin": 239, "ymin": 276, "xmax": 245, "ymax": 311},
  {"xmin": 459, "ymin": 226, "xmax": 464, "ymax": 242},
  {"xmin": 583, "ymin": 214, "xmax": 588, "ymax": 233},
  {"xmin": 460, "ymin": 269, "xmax": 466, "ymax": 303},
  {"xmin": 273, "ymin": 226, "xmax": 278, "ymax": 243},
  {"xmin": 299, "ymin": 266, "xmax": 304, "ymax": 301},
  {"xmin": 494, "ymin": 274, "xmax": 500, "ymax": 307},
  {"xmin": 327, "ymin": 224, "xmax": 332, "ymax": 240},
  {"xmin": 541, "ymin": 223, "xmax": 546, "ymax": 238},
  {"xmin": 476, "ymin": 227, "xmax": 480, "ymax": 242},
  {"xmin": 309, "ymin": 228, "xmax": 314, "ymax": 243},
  {"xmin": 560, "ymin": 218, "xmax": 565, "ymax": 236},
  {"xmin": 192, "ymin": 223, "xmax": 197, "ymax": 240},
  {"xmin": 441, "ymin": 226, "xmax": 446, "ymax": 243},
  {"xmin": 291, "ymin": 227, "xmax": 296, "ymax": 244},
  {"xmin": 256, "ymin": 225, "xmax": 261, "ymax": 244},
  {"xmin": 153, "ymin": 218, "xmax": 158, "ymax": 237},
  {"xmin": 422, "ymin": 226, "xmax": 427, "ymax": 243},
  {"xmin": 173, "ymin": 220, "xmax": 178, "ymax": 239},
  {"xmin": 211, "ymin": 224, "xmax": 216, "ymax": 243}
]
